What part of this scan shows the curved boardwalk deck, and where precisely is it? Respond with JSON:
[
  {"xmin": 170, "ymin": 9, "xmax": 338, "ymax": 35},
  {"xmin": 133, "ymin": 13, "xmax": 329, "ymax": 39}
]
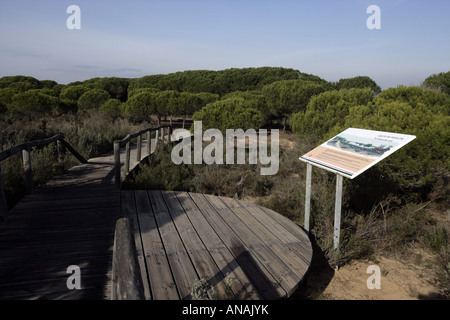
[
  {"xmin": 0, "ymin": 133, "xmax": 312, "ymax": 300},
  {"xmin": 123, "ymin": 190, "xmax": 312, "ymax": 300}
]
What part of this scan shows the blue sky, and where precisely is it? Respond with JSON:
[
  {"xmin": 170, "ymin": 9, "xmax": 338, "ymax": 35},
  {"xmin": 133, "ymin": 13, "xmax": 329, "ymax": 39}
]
[{"xmin": 0, "ymin": 0, "xmax": 448, "ymax": 89}]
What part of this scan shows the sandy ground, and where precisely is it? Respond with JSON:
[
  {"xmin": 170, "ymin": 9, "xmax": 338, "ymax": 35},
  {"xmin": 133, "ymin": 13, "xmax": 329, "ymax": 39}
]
[
  {"xmin": 291, "ymin": 248, "xmax": 449, "ymax": 300},
  {"xmin": 320, "ymin": 255, "xmax": 444, "ymax": 300}
]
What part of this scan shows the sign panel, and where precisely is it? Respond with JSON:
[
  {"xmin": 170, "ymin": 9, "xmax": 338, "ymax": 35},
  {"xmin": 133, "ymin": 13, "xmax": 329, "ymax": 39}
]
[{"xmin": 299, "ymin": 128, "xmax": 416, "ymax": 179}]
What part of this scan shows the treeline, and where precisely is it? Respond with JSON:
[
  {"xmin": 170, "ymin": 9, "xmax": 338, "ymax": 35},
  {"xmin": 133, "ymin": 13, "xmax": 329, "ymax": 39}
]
[
  {"xmin": 0, "ymin": 67, "xmax": 296, "ymax": 118},
  {"xmin": 0, "ymin": 67, "xmax": 384, "ymax": 127}
]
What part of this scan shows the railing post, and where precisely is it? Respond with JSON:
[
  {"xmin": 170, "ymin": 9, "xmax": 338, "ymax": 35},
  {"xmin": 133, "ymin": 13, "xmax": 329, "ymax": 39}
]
[
  {"xmin": 114, "ymin": 141, "xmax": 121, "ymax": 186},
  {"xmin": 22, "ymin": 146, "xmax": 33, "ymax": 195},
  {"xmin": 137, "ymin": 134, "xmax": 142, "ymax": 162},
  {"xmin": 146, "ymin": 130, "xmax": 151, "ymax": 156},
  {"xmin": 125, "ymin": 141, "xmax": 131, "ymax": 173},
  {"xmin": 0, "ymin": 165, "xmax": 8, "ymax": 219},
  {"xmin": 154, "ymin": 128, "xmax": 159, "ymax": 149},
  {"xmin": 57, "ymin": 139, "xmax": 66, "ymax": 174}
]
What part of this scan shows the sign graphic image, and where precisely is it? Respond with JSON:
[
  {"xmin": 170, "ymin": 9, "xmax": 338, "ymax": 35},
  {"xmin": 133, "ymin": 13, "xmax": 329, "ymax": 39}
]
[{"xmin": 300, "ymin": 128, "xmax": 416, "ymax": 179}]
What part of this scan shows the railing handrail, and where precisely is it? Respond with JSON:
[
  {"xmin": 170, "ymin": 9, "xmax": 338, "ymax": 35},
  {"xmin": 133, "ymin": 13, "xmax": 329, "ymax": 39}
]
[
  {"xmin": 0, "ymin": 134, "xmax": 87, "ymax": 164},
  {"xmin": 0, "ymin": 134, "xmax": 88, "ymax": 218},
  {"xmin": 117, "ymin": 124, "xmax": 171, "ymax": 147},
  {"xmin": 0, "ymin": 134, "xmax": 59, "ymax": 162},
  {"xmin": 114, "ymin": 124, "xmax": 172, "ymax": 186}
]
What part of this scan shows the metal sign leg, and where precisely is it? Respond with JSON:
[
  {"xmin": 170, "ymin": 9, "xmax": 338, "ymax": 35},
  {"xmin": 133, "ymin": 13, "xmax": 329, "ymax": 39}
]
[
  {"xmin": 333, "ymin": 174, "xmax": 343, "ymax": 251},
  {"xmin": 304, "ymin": 163, "xmax": 312, "ymax": 233}
]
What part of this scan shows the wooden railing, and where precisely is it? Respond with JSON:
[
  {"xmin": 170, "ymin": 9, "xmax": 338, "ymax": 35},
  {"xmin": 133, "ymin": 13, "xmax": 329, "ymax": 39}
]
[
  {"xmin": 113, "ymin": 124, "xmax": 172, "ymax": 186},
  {"xmin": 0, "ymin": 134, "xmax": 88, "ymax": 218},
  {"xmin": 111, "ymin": 217, "xmax": 145, "ymax": 300}
]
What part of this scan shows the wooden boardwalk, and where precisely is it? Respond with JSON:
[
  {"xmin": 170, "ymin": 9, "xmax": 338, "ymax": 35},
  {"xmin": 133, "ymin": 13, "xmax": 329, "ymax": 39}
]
[
  {"xmin": 123, "ymin": 190, "xmax": 312, "ymax": 300},
  {"xmin": 0, "ymin": 139, "xmax": 158, "ymax": 299},
  {"xmin": 0, "ymin": 130, "xmax": 313, "ymax": 300}
]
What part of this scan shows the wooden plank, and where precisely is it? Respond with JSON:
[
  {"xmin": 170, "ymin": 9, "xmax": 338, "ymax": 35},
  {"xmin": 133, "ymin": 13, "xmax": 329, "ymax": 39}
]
[
  {"xmin": 176, "ymin": 192, "xmax": 262, "ymax": 300},
  {"xmin": 112, "ymin": 218, "xmax": 145, "ymax": 300},
  {"xmin": 11, "ymin": 197, "xmax": 120, "ymax": 212},
  {"xmin": 240, "ymin": 204, "xmax": 312, "ymax": 267},
  {"xmin": 190, "ymin": 193, "xmax": 284, "ymax": 300},
  {"xmin": 241, "ymin": 200, "xmax": 311, "ymax": 244},
  {"xmin": 220, "ymin": 197, "xmax": 310, "ymax": 290},
  {"xmin": 256, "ymin": 205, "xmax": 312, "ymax": 246},
  {"xmin": 147, "ymin": 190, "xmax": 198, "ymax": 300},
  {"xmin": 0, "ymin": 261, "xmax": 113, "ymax": 285},
  {"xmin": 134, "ymin": 190, "xmax": 178, "ymax": 300},
  {"xmin": 0, "ymin": 209, "xmax": 120, "ymax": 230},
  {"xmin": 0, "ymin": 272, "xmax": 110, "ymax": 300},
  {"xmin": 161, "ymin": 191, "xmax": 230, "ymax": 300},
  {"xmin": 20, "ymin": 186, "xmax": 119, "ymax": 200},
  {"xmin": 205, "ymin": 194, "xmax": 301, "ymax": 298},
  {"xmin": 121, "ymin": 190, "xmax": 152, "ymax": 300},
  {"xmin": 0, "ymin": 223, "xmax": 117, "ymax": 238}
]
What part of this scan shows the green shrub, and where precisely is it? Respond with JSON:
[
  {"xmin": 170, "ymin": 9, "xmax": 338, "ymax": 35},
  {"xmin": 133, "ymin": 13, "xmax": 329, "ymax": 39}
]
[
  {"xmin": 423, "ymin": 227, "xmax": 448, "ymax": 254},
  {"xmin": 9, "ymin": 90, "xmax": 59, "ymax": 114},
  {"xmin": 335, "ymin": 76, "xmax": 381, "ymax": 94},
  {"xmin": 99, "ymin": 99, "xmax": 123, "ymax": 119},
  {"xmin": 192, "ymin": 97, "xmax": 264, "ymax": 131},
  {"xmin": 422, "ymin": 71, "xmax": 450, "ymax": 95},
  {"xmin": 125, "ymin": 91, "xmax": 157, "ymax": 123},
  {"xmin": 0, "ymin": 88, "xmax": 19, "ymax": 106},
  {"xmin": 291, "ymin": 88, "xmax": 374, "ymax": 138},
  {"xmin": 262, "ymin": 80, "xmax": 328, "ymax": 130},
  {"xmin": 77, "ymin": 89, "xmax": 110, "ymax": 111},
  {"xmin": 59, "ymin": 84, "xmax": 89, "ymax": 102}
]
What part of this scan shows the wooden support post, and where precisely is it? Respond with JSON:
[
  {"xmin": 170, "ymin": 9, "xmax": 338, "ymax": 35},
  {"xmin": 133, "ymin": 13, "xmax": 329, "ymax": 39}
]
[
  {"xmin": 304, "ymin": 163, "xmax": 312, "ymax": 233},
  {"xmin": 146, "ymin": 130, "xmax": 151, "ymax": 156},
  {"xmin": 154, "ymin": 129, "xmax": 159, "ymax": 149},
  {"xmin": 125, "ymin": 141, "xmax": 131, "ymax": 173},
  {"xmin": 60, "ymin": 139, "xmax": 88, "ymax": 164},
  {"xmin": 333, "ymin": 174, "xmax": 343, "ymax": 251},
  {"xmin": 0, "ymin": 165, "xmax": 8, "ymax": 219},
  {"xmin": 22, "ymin": 146, "xmax": 33, "ymax": 195},
  {"xmin": 136, "ymin": 134, "xmax": 142, "ymax": 162},
  {"xmin": 114, "ymin": 141, "xmax": 121, "ymax": 186}
]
